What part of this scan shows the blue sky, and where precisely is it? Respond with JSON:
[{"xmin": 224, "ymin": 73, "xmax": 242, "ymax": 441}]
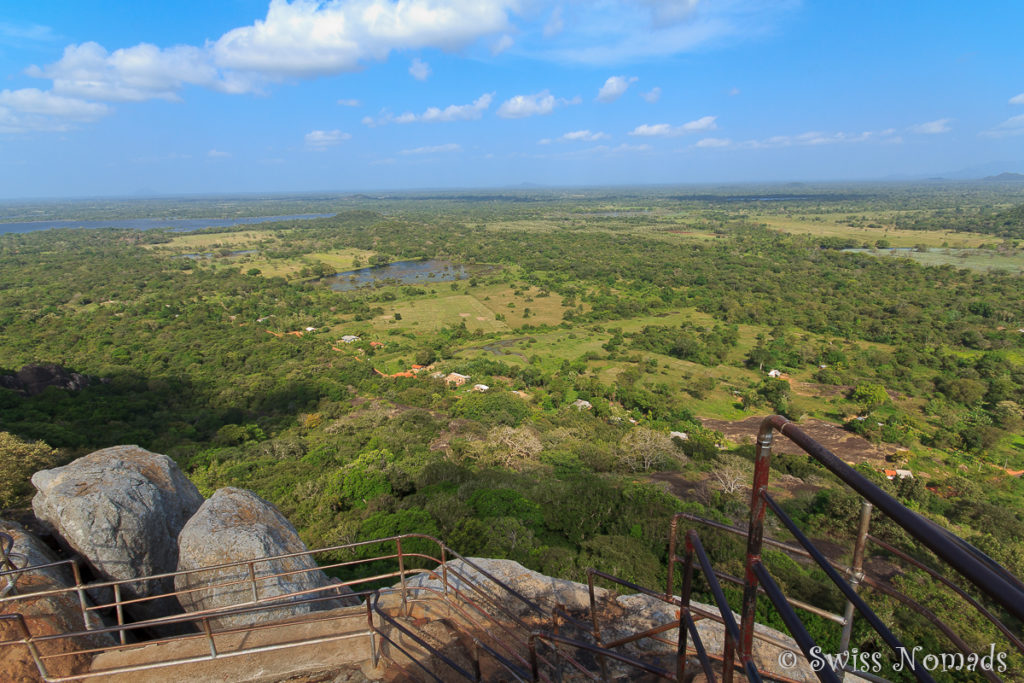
[{"xmin": 1, "ymin": 1, "xmax": 1022, "ymax": 198}]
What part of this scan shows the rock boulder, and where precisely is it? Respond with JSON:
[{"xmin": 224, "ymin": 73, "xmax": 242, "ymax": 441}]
[
  {"xmin": 30, "ymin": 446, "xmax": 204, "ymax": 622},
  {"xmin": 0, "ymin": 364, "xmax": 92, "ymax": 397},
  {"xmin": 175, "ymin": 488, "xmax": 353, "ymax": 629},
  {"xmin": 1, "ymin": 520, "xmax": 113, "ymax": 683}
]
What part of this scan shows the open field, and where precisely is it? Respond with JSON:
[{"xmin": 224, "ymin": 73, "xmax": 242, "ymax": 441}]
[
  {"xmin": 240, "ymin": 249, "xmax": 377, "ymax": 279},
  {"xmin": 854, "ymin": 247, "xmax": 1024, "ymax": 273},
  {"xmin": 373, "ymin": 294, "xmax": 510, "ymax": 333},
  {"xmin": 145, "ymin": 230, "xmax": 280, "ymax": 251},
  {"xmin": 472, "ymin": 284, "xmax": 568, "ymax": 327},
  {"xmin": 758, "ymin": 215, "xmax": 995, "ymax": 248}
]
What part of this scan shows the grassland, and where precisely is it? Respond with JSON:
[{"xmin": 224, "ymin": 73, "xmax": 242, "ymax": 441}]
[{"xmin": 758, "ymin": 214, "xmax": 995, "ymax": 248}]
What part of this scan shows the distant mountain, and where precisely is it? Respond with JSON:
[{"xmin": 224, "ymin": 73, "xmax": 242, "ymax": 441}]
[
  {"xmin": 936, "ymin": 161, "xmax": 1024, "ymax": 180},
  {"xmin": 982, "ymin": 172, "xmax": 1024, "ymax": 182}
]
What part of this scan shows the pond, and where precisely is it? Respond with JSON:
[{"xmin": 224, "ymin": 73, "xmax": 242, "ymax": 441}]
[{"xmin": 321, "ymin": 259, "xmax": 472, "ymax": 291}]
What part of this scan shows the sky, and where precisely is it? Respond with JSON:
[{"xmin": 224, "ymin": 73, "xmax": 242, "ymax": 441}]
[{"xmin": 1, "ymin": 0, "xmax": 1023, "ymax": 198}]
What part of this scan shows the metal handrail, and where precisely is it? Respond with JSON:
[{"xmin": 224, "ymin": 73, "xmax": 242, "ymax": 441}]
[{"xmin": 736, "ymin": 415, "xmax": 1023, "ymax": 683}]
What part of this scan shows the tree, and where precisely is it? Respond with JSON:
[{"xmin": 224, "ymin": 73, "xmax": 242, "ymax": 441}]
[
  {"xmin": 616, "ymin": 427, "xmax": 681, "ymax": 472},
  {"xmin": 850, "ymin": 383, "xmax": 889, "ymax": 411},
  {"xmin": 0, "ymin": 432, "xmax": 61, "ymax": 508},
  {"xmin": 483, "ymin": 425, "xmax": 543, "ymax": 470}
]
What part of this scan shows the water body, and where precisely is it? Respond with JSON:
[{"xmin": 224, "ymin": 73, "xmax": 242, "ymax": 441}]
[
  {"xmin": 322, "ymin": 259, "xmax": 469, "ymax": 291},
  {"xmin": 470, "ymin": 337, "xmax": 534, "ymax": 360},
  {"xmin": 0, "ymin": 213, "xmax": 333, "ymax": 235}
]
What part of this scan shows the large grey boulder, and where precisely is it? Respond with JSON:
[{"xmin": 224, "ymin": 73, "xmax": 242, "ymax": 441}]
[
  {"xmin": 175, "ymin": 488, "xmax": 353, "ymax": 630},
  {"xmin": 403, "ymin": 557, "xmax": 610, "ymax": 617},
  {"xmin": 1, "ymin": 519, "xmax": 70, "ymax": 592},
  {"xmin": 30, "ymin": 446, "xmax": 204, "ymax": 622},
  {"xmin": 0, "ymin": 520, "xmax": 113, "ymax": 682}
]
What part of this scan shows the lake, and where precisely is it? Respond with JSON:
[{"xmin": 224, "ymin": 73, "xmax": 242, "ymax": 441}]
[
  {"xmin": 321, "ymin": 259, "xmax": 470, "ymax": 291},
  {"xmin": 0, "ymin": 213, "xmax": 334, "ymax": 235}
]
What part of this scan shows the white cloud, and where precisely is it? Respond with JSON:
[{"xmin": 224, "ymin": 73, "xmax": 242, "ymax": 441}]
[
  {"xmin": 365, "ymin": 92, "xmax": 493, "ymax": 126},
  {"xmin": 0, "ymin": 21, "xmax": 57, "ymax": 44},
  {"xmin": 543, "ymin": 7, "xmax": 564, "ymax": 37},
  {"xmin": 27, "ymin": 41, "xmax": 237, "ymax": 102},
  {"xmin": 213, "ymin": 0, "xmax": 515, "ymax": 78},
  {"xmin": 559, "ymin": 129, "xmax": 609, "ymax": 142},
  {"xmin": 401, "ymin": 143, "xmax": 461, "ymax": 154},
  {"xmin": 629, "ymin": 116, "xmax": 717, "ymax": 137},
  {"xmin": 636, "ymin": 0, "xmax": 700, "ymax": 27},
  {"xmin": 497, "ymin": 90, "xmax": 578, "ymax": 118},
  {"xmin": 420, "ymin": 93, "xmax": 492, "ymax": 122},
  {"xmin": 409, "ymin": 57, "xmax": 431, "ymax": 81},
  {"xmin": 26, "ymin": 1, "xmax": 516, "ymax": 106},
  {"xmin": 304, "ymin": 129, "xmax": 350, "ymax": 149},
  {"xmin": 1010, "ymin": 93, "xmax": 1024, "ymax": 105},
  {"xmin": 981, "ymin": 114, "xmax": 1024, "ymax": 138},
  {"xmin": 337, "ymin": 98, "xmax": 360, "ymax": 107},
  {"xmin": 498, "ymin": 91, "xmax": 555, "ymax": 118},
  {"xmin": 611, "ymin": 143, "xmax": 651, "ymax": 152},
  {"xmin": 208, "ymin": 149, "xmax": 231, "ymax": 158},
  {"xmin": 703, "ymin": 128, "xmax": 902, "ymax": 150},
  {"xmin": 596, "ymin": 75, "xmax": 637, "ymax": 103},
  {"xmin": 491, "ymin": 34, "xmax": 514, "ymax": 55},
  {"xmin": 537, "ymin": 1, "xmax": 796, "ymax": 65},
  {"xmin": 640, "ymin": 86, "xmax": 661, "ymax": 103},
  {"xmin": 695, "ymin": 137, "xmax": 732, "ymax": 148},
  {"xmin": 0, "ymin": 87, "xmax": 110, "ymax": 133},
  {"xmin": 908, "ymin": 118, "xmax": 952, "ymax": 134},
  {"xmin": 729, "ymin": 87, "xmax": 740, "ymax": 96}
]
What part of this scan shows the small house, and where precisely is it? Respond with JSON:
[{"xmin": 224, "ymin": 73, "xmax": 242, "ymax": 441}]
[
  {"xmin": 472, "ymin": 383, "xmax": 490, "ymax": 392},
  {"xmin": 767, "ymin": 369, "xmax": 782, "ymax": 378},
  {"xmin": 572, "ymin": 399, "xmax": 592, "ymax": 410},
  {"xmin": 341, "ymin": 335, "xmax": 360, "ymax": 343},
  {"xmin": 670, "ymin": 431, "xmax": 689, "ymax": 441},
  {"xmin": 895, "ymin": 469, "xmax": 914, "ymax": 479},
  {"xmin": 445, "ymin": 372, "xmax": 470, "ymax": 387}
]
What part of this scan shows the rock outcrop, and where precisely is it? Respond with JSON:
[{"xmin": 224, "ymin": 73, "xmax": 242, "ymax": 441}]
[
  {"xmin": 0, "ymin": 364, "xmax": 93, "ymax": 397},
  {"xmin": 175, "ymin": 487, "xmax": 353, "ymax": 629},
  {"xmin": 1, "ymin": 519, "xmax": 112, "ymax": 683},
  {"xmin": 403, "ymin": 558, "xmax": 827, "ymax": 682},
  {"xmin": 31, "ymin": 446, "xmax": 204, "ymax": 622}
]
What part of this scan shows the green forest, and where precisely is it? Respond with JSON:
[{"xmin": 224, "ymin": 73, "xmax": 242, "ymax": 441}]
[{"xmin": 2, "ymin": 183, "xmax": 1023, "ymax": 680}]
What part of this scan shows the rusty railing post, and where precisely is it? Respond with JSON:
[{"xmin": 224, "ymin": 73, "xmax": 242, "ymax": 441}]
[
  {"xmin": 396, "ymin": 537, "xmax": 408, "ymax": 617},
  {"xmin": 248, "ymin": 560, "xmax": 259, "ymax": 603},
  {"xmin": 678, "ymin": 533, "xmax": 696, "ymax": 681},
  {"xmin": 667, "ymin": 513, "xmax": 681, "ymax": 601},
  {"xmin": 113, "ymin": 582, "xmax": 127, "ymax": 645},
  {"xmin": 587, "ymin": 569, "xmax": 609, "ymax": 681},
  {"xmin": 739, "ymin": 417, "xmax": 777, "ymax": 668},
  {"xmin": 528, "ymin": 632, "xmax": 541, "ymax": 682},
  {"xmin": 202, "ymin": 616, "xmax": 217, "ymax": 657},
  {"xmin": 70, "ymin": 559, "xmax": 94, "ymax": 630},
  {"xmin": 838, "ymin": 500, "xmax": 872, "ymax": 680},
  {"xmin": 366, "ymin": 596, "xmax": 379, "ymax": 668}
]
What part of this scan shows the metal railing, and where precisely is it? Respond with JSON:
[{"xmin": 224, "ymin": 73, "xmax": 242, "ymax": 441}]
[
  {"xmin": 723, "ymin": 415, "xmax": 1024, "ymax": 683},
  {"xmin": 4, "ymin": 415, "xmax": 1023, "ymax": 682}
]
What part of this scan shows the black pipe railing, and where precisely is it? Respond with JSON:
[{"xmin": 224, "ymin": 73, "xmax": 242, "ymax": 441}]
[{"xmin": 736, "ymin": 415, "xmax": 1023, "ymax": 683}]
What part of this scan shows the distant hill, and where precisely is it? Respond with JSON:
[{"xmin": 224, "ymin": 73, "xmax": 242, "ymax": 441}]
[{"xmin": 982, "ymin": 172, "xmax": 1024, "ymax": 182}]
